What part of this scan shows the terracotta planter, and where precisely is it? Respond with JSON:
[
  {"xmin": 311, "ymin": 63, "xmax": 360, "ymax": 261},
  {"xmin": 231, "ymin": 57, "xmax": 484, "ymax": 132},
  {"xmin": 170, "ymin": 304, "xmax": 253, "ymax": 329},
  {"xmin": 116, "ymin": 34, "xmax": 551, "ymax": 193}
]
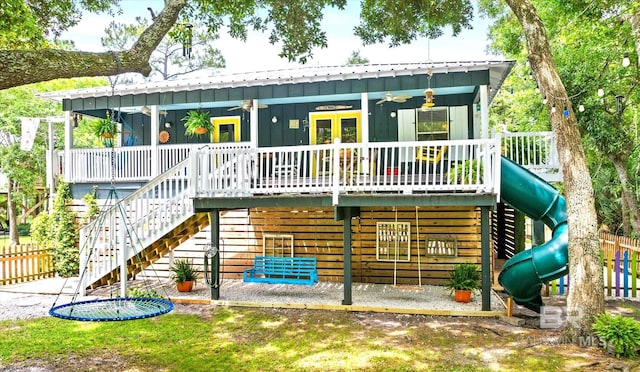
[
  {"xmin": 176, "ymin": 281, "xmax": 194, "ymax": 292},
  {"xmin": 101, "ymin": 133, "xmax": 114, "ymax": 139},
  {"xmin": 194, "ymin": 127, "xmax": 207, "ymax": 135},
  {"xmin": 454, "ymin": 289, "xmax": 472, "ymax": 303}
]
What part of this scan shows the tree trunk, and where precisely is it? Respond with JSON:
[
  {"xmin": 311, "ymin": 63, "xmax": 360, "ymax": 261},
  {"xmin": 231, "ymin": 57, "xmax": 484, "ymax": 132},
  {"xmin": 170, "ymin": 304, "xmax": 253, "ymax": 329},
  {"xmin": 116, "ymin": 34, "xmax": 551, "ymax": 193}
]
[
  {"xmin": 505, "ymin": 0, "xmax": 604, "ymax": 339},
  {"xmin": 0, "ymin": 0, "xmax": 187, "ymax": 90},
  {"xmin": 610, "ymin": 154, "xmax": 640, "ymax": 235},
  {"xmin": 628, "ymin": 6, "xmax": 640, "ymax": 64},
  {"xmin": 6, "ymin": 180, "xmax": 19, "ymax": 246}
]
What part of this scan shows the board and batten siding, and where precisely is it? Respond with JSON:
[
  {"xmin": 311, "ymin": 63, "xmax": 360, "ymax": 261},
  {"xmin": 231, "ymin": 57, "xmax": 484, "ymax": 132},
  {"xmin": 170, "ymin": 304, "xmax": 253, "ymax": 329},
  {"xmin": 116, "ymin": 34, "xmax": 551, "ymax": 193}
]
[
  {"xmin": 174, "ymin": 206, "xmax": 485, "ymax": 286},
  {"xmin": 69, "ymin": 201, "xmax": 487, "ymax": 286}
]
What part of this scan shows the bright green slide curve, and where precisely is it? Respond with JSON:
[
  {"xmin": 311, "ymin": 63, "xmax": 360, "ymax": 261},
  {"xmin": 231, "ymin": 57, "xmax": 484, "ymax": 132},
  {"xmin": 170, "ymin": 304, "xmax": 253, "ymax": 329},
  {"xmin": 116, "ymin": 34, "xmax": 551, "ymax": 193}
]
[{"xmin": 498, "ymin": 156, "xmax": 568, "ymax": 312}]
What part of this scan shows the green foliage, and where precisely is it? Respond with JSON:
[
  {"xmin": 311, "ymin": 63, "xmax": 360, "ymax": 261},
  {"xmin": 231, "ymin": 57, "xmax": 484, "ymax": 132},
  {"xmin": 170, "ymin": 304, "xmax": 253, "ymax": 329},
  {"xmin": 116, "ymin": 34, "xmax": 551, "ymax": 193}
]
[
  {"xmin": 446, "ymin": 263, "xmax": 481, "ymax": 291},
  {"xmin": 82, "ymin": 187, "xmax": 100, "ymax": 224},
  {"xmin": 345, "ymin": 50, "xmax": 369, "ymax": 65},
  {"xmin": 30, "ymin": 212, "xmax": 51, "ymax": 250},
  {"xmin": 169, "ymin": 259, "xmax": 199, "ymax": 284},
  {"xmin": 182, "ymin": 110, "xmax": 213, "ymax": 137},
  {"xmin": 16, "ymin": 223, "xmax": 30, "ymax": 236},
  {"xmin": 50, "ymin": 180, "xmax": 78, "ymax": 277},
  {"xmin": 127, "ymin": 286, "xmax": 163, "ymax": 299},
  {"xmin": 92, "ymin": 113, "xmax": 118, "ymax": 147},
  {"xmin": 593, "ymin": 313, "xmax": 640, "ymax": 358},
  {"xmin": 103, "ymin": 17, "xmax": 225, "ymax": 82},
  {"xmin": 449, "ymin": 160, "xmax": 483, "ymax": 185},
  {"xmin": 355, "ymin": 0, "xmax": 474, "ymax": 46}
]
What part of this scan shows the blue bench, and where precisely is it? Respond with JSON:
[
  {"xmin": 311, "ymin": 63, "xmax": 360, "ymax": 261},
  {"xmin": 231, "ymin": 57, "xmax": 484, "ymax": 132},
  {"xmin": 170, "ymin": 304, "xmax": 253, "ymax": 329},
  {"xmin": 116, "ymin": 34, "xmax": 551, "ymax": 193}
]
[{"xmin": 243, "ymin": 256, "xmax": 318, "ymax": 285}]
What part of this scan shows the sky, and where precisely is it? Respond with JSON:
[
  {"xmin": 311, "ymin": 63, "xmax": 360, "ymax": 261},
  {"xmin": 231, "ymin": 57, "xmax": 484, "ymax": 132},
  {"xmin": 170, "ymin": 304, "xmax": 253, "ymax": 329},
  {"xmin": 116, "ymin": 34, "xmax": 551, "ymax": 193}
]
[{"xmin": 62, "ymin": 1, "xmax": 501, "ymax": 74}]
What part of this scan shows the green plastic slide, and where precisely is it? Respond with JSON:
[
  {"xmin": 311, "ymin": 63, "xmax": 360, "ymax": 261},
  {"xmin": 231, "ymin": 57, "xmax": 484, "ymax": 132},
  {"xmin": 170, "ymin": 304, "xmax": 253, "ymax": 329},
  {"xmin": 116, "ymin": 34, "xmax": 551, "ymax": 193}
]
[{"xmin": 497, "ymin": 156, "xmax": 568, "ymax": 312}]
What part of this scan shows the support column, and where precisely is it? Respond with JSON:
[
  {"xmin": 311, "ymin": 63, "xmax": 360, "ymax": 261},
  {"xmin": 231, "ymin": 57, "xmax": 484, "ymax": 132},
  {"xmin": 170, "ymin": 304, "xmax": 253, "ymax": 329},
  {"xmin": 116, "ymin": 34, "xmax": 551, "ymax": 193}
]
[
  {"xmin": 64, "ymin": 111, "xmax": 73, "ymax": 182},
  {"xmin": 250, "ymin": 100, "xmax": 259, "ymax": 148},
  {"xmin": 150, "ymin": 105, "xmax": 160, "ymax": 178},
  {"xmin": 532, "ymin": 220, "xmax": 546, "ymax": 246},
  {"xmin": 342, "ymin": 207, "xmax": 352, "ymax": 305},
  {"xmin": 480, "ymin": 85, "xmax": 489, "ymax": 139},
  {"xmin": 210, "ymin": 210, "xmax": 221, "ymax": 300},
  {"xmin": 481, "ymin": 206, "xmax": 491, "ymax": 311}
]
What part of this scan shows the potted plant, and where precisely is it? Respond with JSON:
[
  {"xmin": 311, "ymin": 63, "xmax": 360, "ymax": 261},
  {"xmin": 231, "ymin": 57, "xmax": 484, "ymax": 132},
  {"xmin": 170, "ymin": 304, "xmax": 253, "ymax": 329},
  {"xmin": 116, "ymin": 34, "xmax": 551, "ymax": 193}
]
[
  {"xmin": 93, "ymin": 114, "xmax": 118, "ymax": 139},
  {"xmin": 182, "ymin": 110, "xmax": 213, "ymax": 137},
  {"xmin": 170, "ymin": 259, "xmax": 199, "ymax": 292},
  {"xmin": 446, "ymin": 263, "xmax": 481, "ymax": 303}
]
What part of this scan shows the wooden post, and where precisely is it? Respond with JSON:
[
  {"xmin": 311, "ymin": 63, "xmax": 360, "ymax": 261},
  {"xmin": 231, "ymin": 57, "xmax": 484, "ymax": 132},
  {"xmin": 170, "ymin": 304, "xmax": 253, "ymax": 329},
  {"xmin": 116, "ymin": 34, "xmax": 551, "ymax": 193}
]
[
  {"xmin": 342, "ymin": 207, "xmax": 352, "ymax": 306},
  {"xmin": 506, "ymin": 297, "xmax": 513, "ymax": 317},
  {"xmin": 481, "ymin": 206, "xmax": 491, "ymax": 311},
  {"xmin": 210, "ymin": 209, "xmax": 221, "ymax": 300}
]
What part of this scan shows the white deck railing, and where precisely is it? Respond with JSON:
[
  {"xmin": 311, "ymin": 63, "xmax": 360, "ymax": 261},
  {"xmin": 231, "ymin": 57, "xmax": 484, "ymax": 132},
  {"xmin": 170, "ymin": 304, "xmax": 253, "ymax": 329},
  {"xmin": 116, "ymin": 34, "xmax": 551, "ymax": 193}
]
[
  {"xmin": 500, "ymin": 132, "xmax": 560, "ymax": 180},
  {"xmin": 52, "ymin": 132, "xmax": 560, "ymax": 186},
  {"xmin": 190, "ymin": 139, "xmax": 501, "ymax": 200}
]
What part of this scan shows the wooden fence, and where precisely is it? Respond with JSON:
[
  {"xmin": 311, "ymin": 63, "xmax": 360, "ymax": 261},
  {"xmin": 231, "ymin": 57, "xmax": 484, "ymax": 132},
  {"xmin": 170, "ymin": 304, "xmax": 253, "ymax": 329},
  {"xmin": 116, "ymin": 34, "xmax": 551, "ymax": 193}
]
[
  {"xmin": 0, "ymin": 243, "xmax": 55, "ymax": 285},
  {"xmin": 547, "ymin": 232, "xmax": 640, "ymax": 298}
]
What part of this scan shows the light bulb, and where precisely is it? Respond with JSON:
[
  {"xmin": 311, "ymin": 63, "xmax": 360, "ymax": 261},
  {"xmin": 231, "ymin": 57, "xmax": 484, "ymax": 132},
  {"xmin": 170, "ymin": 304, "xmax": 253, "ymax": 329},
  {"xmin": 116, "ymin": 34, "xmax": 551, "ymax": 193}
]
[
  {"xmin": 551, "ymin": 105, "xmax": 556, "ymax": 113},
  {"xmin": 543, "ymin": 96, "xmax": 547, "ymax": 104},
  {"xmin": 623, "ymin": 52, "xmax": 630, "ymax": 68},
  {"xmin": 578, "ymin": 104, "xmax": 585, "ymax": 112},
  {"xmin": 597, "ymin": 88, "xmax": 605, "ymax": 97}
]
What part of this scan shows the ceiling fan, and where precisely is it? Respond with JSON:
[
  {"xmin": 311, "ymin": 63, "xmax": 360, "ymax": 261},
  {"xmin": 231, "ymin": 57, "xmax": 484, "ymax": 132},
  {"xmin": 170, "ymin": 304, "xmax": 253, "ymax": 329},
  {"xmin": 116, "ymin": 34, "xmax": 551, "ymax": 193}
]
[
  {"xmin": 140, "ymin": 106, "xmax": 167, "ymax": 116},
  {"xmin": 376, "ymin": 92, "xmax": 412, "ymax": 105},
  {"xmin": 228, "ymin": 99, "xmax": 268, "ymax": 112}
]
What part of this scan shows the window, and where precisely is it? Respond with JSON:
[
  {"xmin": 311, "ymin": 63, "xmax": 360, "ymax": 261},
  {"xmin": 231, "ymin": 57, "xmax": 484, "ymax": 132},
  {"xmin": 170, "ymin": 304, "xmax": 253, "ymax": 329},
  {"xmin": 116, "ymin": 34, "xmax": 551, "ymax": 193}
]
[
  {"xmin": 416, "ymin": 107, "xmax": 449, "ymax": 141},
  {"xmin": 376, "ymin": 222, "xmax": 411, "ymax": 262},
  {"xmin": 425, "ymin": 234, "xmax": 458, "ymax": 257},
  {"xmin": 262, "ymin": 234, "xmax": 294, "ymax": 257}
]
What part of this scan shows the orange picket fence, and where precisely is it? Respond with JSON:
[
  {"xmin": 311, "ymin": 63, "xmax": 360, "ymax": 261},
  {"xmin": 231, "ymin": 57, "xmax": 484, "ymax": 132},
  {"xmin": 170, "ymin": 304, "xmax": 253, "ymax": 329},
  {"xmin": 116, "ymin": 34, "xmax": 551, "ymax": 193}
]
[{"xmin": 0, "ymin": 243, "xmax": 55, "ymax": 285}]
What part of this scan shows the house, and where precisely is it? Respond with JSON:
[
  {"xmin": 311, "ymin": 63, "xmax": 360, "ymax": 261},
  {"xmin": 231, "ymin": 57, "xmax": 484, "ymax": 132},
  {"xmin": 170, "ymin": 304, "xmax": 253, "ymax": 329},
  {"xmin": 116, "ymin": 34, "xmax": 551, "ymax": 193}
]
[{"xmin": 40, "ymin": 61, "xmax": 562, "ymax": 312}]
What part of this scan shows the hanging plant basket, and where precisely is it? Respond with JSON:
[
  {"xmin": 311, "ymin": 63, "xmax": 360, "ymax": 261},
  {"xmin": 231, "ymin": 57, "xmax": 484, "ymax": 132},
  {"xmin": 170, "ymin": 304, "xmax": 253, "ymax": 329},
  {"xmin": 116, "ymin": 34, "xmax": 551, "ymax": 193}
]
[
  {"xmin": 93, "ymin": 115, "xmax": 119, "ymax": 141},
  {"xmin": 182, "ymin": 110, "xmax": 213, "ymax": 137}
]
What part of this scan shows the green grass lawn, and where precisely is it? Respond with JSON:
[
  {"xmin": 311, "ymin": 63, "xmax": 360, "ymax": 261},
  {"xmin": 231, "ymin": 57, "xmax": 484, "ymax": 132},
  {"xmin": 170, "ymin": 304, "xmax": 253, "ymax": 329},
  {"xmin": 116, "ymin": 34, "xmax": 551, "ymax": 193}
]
[
  {"xmin": 0, "ymin": 307, "xmax": 628, "ymax": 371},
  {"xmin": 0, "ymin": 235, "xmax": 32, "ymax": 246}
]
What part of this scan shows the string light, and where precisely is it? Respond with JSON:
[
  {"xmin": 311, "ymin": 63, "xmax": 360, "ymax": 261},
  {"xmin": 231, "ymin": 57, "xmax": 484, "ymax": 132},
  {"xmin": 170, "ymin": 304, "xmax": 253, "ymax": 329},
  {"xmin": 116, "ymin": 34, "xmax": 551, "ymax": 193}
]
[
  {"xmin": 622, "ymin": 52, "xmax": 630, "ymax": 68},
  {"xmin": 597, "ymin": 88, "xmax": 605, "ymax": 97}
]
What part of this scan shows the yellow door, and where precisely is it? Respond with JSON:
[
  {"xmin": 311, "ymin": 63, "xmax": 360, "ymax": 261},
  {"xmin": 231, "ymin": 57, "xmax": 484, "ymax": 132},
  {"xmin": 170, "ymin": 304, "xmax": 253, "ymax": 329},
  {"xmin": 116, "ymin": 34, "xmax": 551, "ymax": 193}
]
[
  {"xmin": 211, "ymin": 116, "xmax": 241, "ymax": 143},
  {"xmin": 309, "ymin": 111, "xmax": 361, "ymax": 175},
  {"xmin": 310, "ymin": 111, "xmax": 361, "ymax": 145}
]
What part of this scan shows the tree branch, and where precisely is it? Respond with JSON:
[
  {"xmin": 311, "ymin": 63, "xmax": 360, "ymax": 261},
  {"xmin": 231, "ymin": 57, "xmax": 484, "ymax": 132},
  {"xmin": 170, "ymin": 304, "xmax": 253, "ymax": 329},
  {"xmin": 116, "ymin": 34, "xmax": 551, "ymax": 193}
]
[{"xmin": 0, "ymin": 0, "xmax": 187, "ymax": 90}]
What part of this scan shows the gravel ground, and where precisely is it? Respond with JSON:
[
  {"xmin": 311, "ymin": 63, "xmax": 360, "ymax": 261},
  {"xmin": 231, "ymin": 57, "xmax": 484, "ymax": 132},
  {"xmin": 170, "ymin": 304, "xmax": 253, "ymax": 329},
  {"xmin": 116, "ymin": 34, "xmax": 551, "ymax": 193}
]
[{"xmin": 0, "ymin": 277, "xmax": 505, "ymax": 322}]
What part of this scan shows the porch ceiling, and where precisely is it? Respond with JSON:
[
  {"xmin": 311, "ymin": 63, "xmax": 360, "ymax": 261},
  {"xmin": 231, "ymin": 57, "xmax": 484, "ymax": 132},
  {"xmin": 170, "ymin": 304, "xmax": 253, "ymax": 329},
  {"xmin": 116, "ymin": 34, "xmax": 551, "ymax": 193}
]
[{"xmin": 39, "ymin": 61, "xmax": 514, "ymax": 113}]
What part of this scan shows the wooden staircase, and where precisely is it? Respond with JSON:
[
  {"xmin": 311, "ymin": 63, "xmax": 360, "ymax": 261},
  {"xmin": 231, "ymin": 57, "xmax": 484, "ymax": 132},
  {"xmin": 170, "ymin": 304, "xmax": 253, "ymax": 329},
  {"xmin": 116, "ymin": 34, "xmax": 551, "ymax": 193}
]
[
  {"xmin": 88, "ymin": 212, "xmax": 210, "ymax": 288},
  {"xmin": 79, "ymin": 157, "xmax": 202, "ymax": 291}
]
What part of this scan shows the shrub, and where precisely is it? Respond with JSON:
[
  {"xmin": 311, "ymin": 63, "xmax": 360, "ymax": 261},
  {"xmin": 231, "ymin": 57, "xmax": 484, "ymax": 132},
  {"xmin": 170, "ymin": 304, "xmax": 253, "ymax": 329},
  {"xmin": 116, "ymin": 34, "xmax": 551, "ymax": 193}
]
[
  {"xmin": 31, "ymin": 213, "xmax": 52, "ymax": 250},
  {"xmin": 17, "ymin": 223, "xmax": 30, "ymax": 236},
  {"xmin": 449, "ymin": 160, "xmax": 483, "ymax": 185},
  {"xmin": 593, "ymin": 313, "xmax": 640, "ymax": 358},
  {"xmin": 51, "ymin": 180, "xmax": 79, "ymax": 277},
  {"xmin": 127, "ymin": 286, "xmax": 163, "ymax": 299}
]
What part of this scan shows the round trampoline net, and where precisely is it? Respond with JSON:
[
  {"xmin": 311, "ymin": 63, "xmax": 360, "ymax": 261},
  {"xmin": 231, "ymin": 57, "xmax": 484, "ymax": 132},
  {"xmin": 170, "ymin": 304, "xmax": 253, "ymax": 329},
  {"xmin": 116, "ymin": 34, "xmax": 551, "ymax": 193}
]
[{"xmin": 49, "ymin": 297, "xmax": 174, "ymax": 321}]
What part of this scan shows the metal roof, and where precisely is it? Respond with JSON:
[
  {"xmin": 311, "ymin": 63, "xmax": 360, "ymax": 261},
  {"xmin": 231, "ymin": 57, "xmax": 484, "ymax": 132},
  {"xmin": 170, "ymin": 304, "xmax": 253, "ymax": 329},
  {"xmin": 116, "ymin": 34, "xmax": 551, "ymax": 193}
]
[{"xmin": 40, "ymin": 61, "xmax": 514, "ymax": 105}]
